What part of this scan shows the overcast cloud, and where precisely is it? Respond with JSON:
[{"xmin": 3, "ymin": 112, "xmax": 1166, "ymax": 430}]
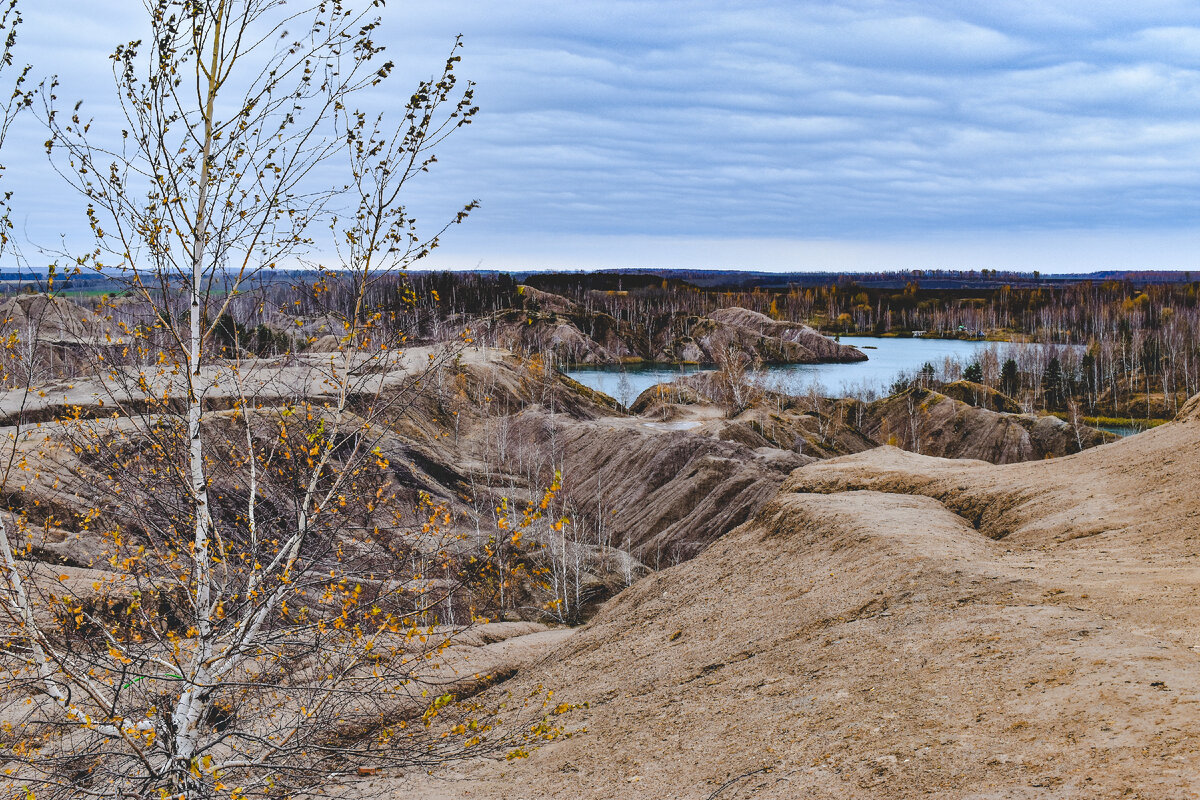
[{"xmin": 12, "ymin": 1, "xmax": 1200, "ymax": 271}]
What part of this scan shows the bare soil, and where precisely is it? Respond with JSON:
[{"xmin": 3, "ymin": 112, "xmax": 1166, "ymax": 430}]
[{"xmin": 364, "ymin": 397, "xmax": 1200, "ymax": 799}]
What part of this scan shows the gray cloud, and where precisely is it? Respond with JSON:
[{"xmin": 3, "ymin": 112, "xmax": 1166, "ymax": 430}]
[{"xmin": 9, "ymin": 1, "xmax": 1200, "ymax": 270}]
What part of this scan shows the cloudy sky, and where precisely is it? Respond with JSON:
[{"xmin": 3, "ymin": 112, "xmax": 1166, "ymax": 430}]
[{"xmin": 13, "ymin": 1, "xmax": 1200, "ymax": 272}]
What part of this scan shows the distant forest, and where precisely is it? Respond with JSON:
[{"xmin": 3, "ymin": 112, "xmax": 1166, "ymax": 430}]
[
  {"xmin": 379, "ymin": 269, "xmax": 1197, "ymax": 422},
  {"xmin": 13, "ymin": 267, "xmax": 1200, "ymax": 421}
]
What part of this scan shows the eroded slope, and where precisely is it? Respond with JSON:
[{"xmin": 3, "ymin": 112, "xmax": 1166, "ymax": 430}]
[{"xmin": 377, "ymin": 398, "xmax": 1200, "ymax": 799}]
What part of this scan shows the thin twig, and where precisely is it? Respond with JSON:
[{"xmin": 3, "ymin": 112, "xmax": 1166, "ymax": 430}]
[{"xmin": 704, "ymin": 767, "xmax": 770, "ymax": 800}]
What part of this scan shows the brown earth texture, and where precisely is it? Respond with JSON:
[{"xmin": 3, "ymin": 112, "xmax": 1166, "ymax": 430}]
[
  {"xmin": 353, "ymin": 393, "xmax": 1200, "ymax": 799},
  {"xmin": 479, "ymin": 303, "xmax": 866, "ymax": 366}
]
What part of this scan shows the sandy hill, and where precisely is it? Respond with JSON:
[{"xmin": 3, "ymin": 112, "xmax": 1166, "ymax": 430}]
[
  {"xmin": 851, "ymin": 385, "xmax": 1116, "ymax": 463},
  {"xmin": 0, "ymin": 294, "xmax": 110, "ymax": 343},
  {"xmin": 698, "ymin": 306, "xmax": 867, "ymax": 362},
  {"xmin": 503, "ymin": 409, "xmax": 810, "ymax": 563},
  {"xmin": 5, "ymin": 334, "xmax": 1187, "ymax": 797},
  {"xmin": 657, "ymin": 307, "xmax": 867, "ymax": 364},
  {"xmin": 629, "ymin": 378, "xmax": 1111, "ymax": 465},
  {"xmin": 0, "ymin": 347, "xmax": 815, "ymax": 612},
  {"xmin": 478, "ymin": 302, "xmax": 865, "ymax": 366},
  {"xmin": 939, "ymin": 379, "xmax": 1022, "ymax": 413},
  {"xmin": 374, "ymin": 397, "xmax": 1200, "ymax": 799}
]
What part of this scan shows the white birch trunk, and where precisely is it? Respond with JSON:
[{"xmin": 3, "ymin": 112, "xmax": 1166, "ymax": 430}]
[{"xmin": 173, "ymin": 8, "xmax": 225, "ymax": 783}]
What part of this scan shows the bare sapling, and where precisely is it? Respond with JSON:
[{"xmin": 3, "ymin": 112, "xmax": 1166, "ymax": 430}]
[
  {"xmin": 712, "ymin": 345, "xmax": 761, "ymax": 417},
  {"xmin": 0, "ymin": 3, "xmax": 581, "ymax": 798}
]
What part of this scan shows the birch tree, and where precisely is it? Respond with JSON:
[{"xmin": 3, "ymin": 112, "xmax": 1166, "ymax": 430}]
[{"xmin": 0, "ymin": 2, "xmax": 564, "ymax": 798}]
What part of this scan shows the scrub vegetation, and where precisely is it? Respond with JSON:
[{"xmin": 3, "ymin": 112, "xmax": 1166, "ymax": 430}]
[{"xmin": 0, "ymin": 2, "xmax": 1195, "ymax": 800}]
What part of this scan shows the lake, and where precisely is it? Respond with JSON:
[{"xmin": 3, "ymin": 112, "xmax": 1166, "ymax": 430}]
[{"xmin": 563, "ymin": 336, "xmax": 1056, "ymax": 404}]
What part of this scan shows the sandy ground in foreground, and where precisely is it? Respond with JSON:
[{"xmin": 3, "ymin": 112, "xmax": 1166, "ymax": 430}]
[{"xmin": 339, "ymin": 397, "xmax": 1200, "ymax": 799}]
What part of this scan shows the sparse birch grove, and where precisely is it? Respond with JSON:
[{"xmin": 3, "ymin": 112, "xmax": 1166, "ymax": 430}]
[{"xmin": 0, "ymin": 2, "xmax": 577, "ymax": 798}]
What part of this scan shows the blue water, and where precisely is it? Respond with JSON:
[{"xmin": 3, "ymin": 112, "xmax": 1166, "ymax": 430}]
[
  {"xmin": 563, "ymin": 336, "xmax": 1053, "ymax": 403},
  {"xmin": 1096, "ymin": 425, "xmax": 1140, "ymax": 438}
]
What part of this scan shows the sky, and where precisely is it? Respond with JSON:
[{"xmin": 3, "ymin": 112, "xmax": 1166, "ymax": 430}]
[{"xmin": 12, "ymin": 1, "xmax": 1200, "ymax": 272}]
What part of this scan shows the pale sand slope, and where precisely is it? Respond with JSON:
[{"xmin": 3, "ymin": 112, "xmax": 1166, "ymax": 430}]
[{"xmin": 371, "ymin": 396, "xmax": 1200, "ymax": 799}]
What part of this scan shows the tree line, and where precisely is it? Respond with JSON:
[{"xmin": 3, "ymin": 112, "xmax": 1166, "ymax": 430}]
[{"xmin": 377, "ymin": 272, "xmax": 1200, "ymax": 421}]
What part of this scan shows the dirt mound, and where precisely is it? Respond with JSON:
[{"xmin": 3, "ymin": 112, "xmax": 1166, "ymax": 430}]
[
  {"xmin": 657, "ymin": 307, "xmax": 866, "ymax": 364},
  {"xmin": 856, "ymin": 386, "xmax": 1114, "ymax": 463},
  {"xmin": 498, "ymin": 410, "xmax": 809, "ymax": 564},
  {"xmin": 633, "ymin": 379, "xmax": 1104, "ymax": 466},
  {"xmin": 473, "ymin": 305, "xmax": 863, "ymax": 367},
  {"xmin": 1175, "ymin": 391, "xmax": 1200, "ymax": 422},
  {"xmin": 483, "ymin": 309, "xmax": 632, "ymax": 364},
  {"xmin": 939, "ymin": 379, "xmax": 1021, "ymax": 413},
  {"xmin": 379, "ymin": 400, "xmax": 1200, "ymax": 799},
  {"xmin": 518, "ymin": 284, "xmax": 586, "ymax": 315},
  {"xmin": 0, "ymin": 294, "xmax": 110, "ymax": 342},
  {"xmin": 5, "ymin": 347, "xmax": 803, "ymax": 607},
  {"xmin": 629, "ymin": 382, "xmax": 705, "ymax": 414},
  {"xmin": 703, "ymin": 307, "xmax": 867, "ymax": 362}
]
